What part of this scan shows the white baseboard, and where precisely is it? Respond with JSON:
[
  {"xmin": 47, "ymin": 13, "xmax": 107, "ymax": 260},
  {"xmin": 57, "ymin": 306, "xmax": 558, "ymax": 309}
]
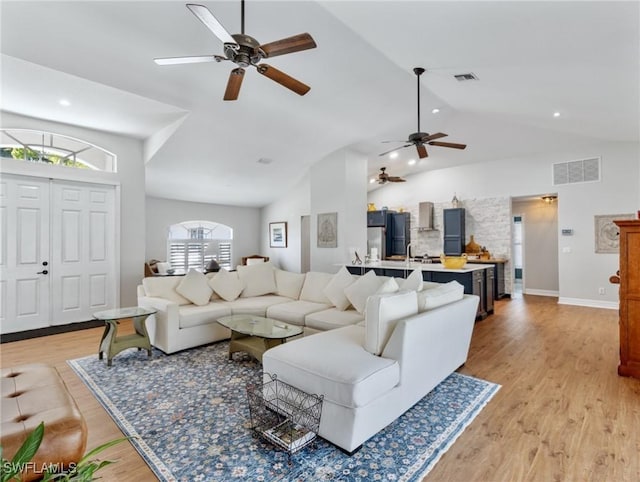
[
  {"xmin": 557, "ymin": 297, "xmax": 619, "ymax": 310},
  {"xmin": 524, "ymin": 289, "xmax": 559, "ymax": 297}
]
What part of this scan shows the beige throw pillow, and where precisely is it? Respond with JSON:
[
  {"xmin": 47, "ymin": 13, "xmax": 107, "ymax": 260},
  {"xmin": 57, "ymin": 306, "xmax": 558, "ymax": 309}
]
[
  {"xmin": 417, "ymin": 281, "xmax": 464, "ymax": 311},
  {"xmin": 237, "ymin": 261, "xmax": 277, "ymax": 297},
  {"xmin": 176, "ymin": 269, "xmax": 213, "ymax": 306},
  {"xmin": 208, "ymin": 269, "xmax": 244, "ymax": 302},
  {"xmin": 142, "ymin": 277, "xmax": 191, "ymax": 305},
  {"xmin": 275, "ymin": 270, "xmax": 306, "ymax": 300},
  {"xmin": 323, "ymin": 266, "xmax": 355, "ymax": 311},
  {"xmin": 344, "ymin": 270, "xmax": 383, "ymax": 314},
  {"xmin": 400, "ymin": 269, "xmax": 423, "ymax": 292}
]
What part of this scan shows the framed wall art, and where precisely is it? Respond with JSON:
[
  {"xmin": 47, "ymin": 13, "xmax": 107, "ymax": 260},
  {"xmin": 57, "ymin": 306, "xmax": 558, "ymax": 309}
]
[
  {"xmin": 269, "ymin": 222, "xmax": 288, "ymax": 248},
  {"xmin": 594, "ymin": 213, "xmax": 634, "ymax": 253},
  {"xmin": 317, "ymin": 212, "xmax": 337, "ymax": 248}
]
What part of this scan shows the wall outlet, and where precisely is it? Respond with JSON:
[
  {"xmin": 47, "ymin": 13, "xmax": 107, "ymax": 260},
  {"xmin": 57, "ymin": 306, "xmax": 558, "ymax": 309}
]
[{"xmin": 598, "ymin": 287, "xmax": 606, "ymax": 295}]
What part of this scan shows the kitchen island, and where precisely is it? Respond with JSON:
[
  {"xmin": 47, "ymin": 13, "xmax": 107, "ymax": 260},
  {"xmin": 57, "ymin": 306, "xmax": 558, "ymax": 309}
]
[{"xmin": 344, "ymin": 261, "xmax": 494, "ymax": 319}]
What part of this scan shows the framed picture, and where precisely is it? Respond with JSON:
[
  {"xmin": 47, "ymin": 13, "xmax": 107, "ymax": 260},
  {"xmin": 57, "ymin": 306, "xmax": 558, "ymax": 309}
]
[
  {"xmin": 594, "ymin": 213, "xmax": 635, "ymax": 253},
  {"xmin": 317, "ymin": 212, "xmax": 338, "ymax": 248},
  {"xmin": 269, "ymin": 222, "xmax": 288, "ymax": 248}
]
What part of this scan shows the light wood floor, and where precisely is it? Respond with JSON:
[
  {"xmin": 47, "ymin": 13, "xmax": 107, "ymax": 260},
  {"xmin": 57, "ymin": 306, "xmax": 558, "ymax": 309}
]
[{"xmin": 2, "ymin": 296, "xmax": 639, "ymax": 481}]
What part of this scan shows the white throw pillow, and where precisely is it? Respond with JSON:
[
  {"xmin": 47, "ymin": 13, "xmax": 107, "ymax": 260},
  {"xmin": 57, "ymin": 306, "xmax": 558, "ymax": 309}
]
[
  {"xmin": 376, "ymin": 277, "xmax": 399, "ymax": 295},
  {"xmin": 275, "ymin": 269, "xmax": 306, "ymax": 299},
  {"xmin": 365, "ymin": 290, "xmax": 419, "ymax": 355},
  {"xmin": 176, "ymin": 269, "xmax": 213, "ymax": 306},
  {"xmin": 400, "ymin": 269, "xmax": 423, "ymax": 292},
  {"xmin": 156, "ymin": 262, "xmax": 171, "ymax": 275},
  {"xmin": 418, "ymin": 281, "xmax": 464, "ymax": 311},
  {"xmin": 208, "ymin": 269, "xmax": 245, "ymax": 302},
  {"xmin": 237, "ymin": 261, "xmax": 277, "ymax": 297},
  {"xmin": 142, "ymin": 277, "xmax": 191, "ymax": 305},
  {"xmin": 205, "ymin": 272, "xmax": 221, "ymax": 300},
  {"xmin": 299, "ymin": 272, "xmax": 334, "ymax": 304},
  {"xmin": 246, "ymin": 258, "xmax": 265, "ymax": 266},
  {"xmin": 323, "ymin": 266, "xmax": 355, "ymax": 311},
  {"xmin": 344, "ymin": 270, "xmax": 384, "ymax": 314}
]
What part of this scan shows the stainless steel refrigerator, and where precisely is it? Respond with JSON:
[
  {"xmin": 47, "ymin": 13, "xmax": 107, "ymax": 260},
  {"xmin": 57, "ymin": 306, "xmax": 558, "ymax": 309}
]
[{"xmin": 367, "ymin": 227, "xmax": 386, "ymax": 260}]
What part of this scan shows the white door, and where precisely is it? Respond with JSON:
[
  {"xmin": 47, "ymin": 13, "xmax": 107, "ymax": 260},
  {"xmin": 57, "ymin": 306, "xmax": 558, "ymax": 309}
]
[
  {"xmin": 0, "ymin": 175, "xmax": 51, "ymax": 333},
  {"xmin": 51, "ymin": 181, "xmax": 116, "ymax": 325}
]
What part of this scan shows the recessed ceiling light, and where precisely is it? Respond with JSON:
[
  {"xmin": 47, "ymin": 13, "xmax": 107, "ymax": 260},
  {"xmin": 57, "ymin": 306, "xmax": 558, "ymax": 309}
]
[
  {"xmin": 431, "ymin": 108, "xmax": 440, "ymax": 114},
  {"xmin": 369, "ymin": 178, "xmax": 376, "ymax": 184},
  {"xmin": 553, "ymin": 111, "xmax": 561, "ymax": 118},
  {"xmin": 389, "ymin": 152, "xmax": 398, "ymax": 159},
  {"xmin": 59, "ymin": 99, "xmax": 71, "ymax": 107},
  {"xmin": 408, "ymin": 159, "xmax": 416, "ymax": 166}
]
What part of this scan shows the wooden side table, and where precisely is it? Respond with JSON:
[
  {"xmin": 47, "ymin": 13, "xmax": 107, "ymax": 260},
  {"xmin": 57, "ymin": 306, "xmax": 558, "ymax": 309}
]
[{"xmin": 93, "ymin": 307, "xmax": 157, "ymax": 366}]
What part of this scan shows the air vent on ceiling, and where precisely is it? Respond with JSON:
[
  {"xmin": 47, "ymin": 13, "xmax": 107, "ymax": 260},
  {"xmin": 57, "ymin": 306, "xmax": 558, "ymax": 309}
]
[
  {"xmin": 552, "ymin": 157, "xmax": 601, "ymax": 185},
  {"xmin": 454, "ymin": 73, "xmax": 479, "ymax": 81}
]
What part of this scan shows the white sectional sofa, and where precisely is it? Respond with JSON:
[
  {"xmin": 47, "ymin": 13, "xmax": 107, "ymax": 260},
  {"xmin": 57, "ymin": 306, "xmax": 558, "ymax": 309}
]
[
  {"xmin": 262, "ymin": 290, "xmax": 479, "ymax": 454},
  {"xmin": 138, "ymin": 262, "xmax": 421, "ymax": 354}
]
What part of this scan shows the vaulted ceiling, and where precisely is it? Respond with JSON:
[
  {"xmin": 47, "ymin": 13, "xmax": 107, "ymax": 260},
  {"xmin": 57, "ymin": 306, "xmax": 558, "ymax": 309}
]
[{"xmin": 1, "ymin": 1, "xmax": 638, "ymax": 206}]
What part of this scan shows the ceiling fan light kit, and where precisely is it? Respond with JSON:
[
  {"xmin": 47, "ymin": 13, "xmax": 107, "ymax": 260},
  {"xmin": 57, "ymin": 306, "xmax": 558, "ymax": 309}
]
[
  {"xmin": 155, "ymin": 2, "xmax": 316, "ymax": 101},
  {"xmin": 379, "ymin": 67, "xmax": 467, "ymax": 159}
]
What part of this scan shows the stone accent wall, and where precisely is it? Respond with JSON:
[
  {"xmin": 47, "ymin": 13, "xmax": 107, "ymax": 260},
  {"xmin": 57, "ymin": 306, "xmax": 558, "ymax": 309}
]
[{"xmin": 408, "ymin": 197, "xmax": 512, "ymax": 293}]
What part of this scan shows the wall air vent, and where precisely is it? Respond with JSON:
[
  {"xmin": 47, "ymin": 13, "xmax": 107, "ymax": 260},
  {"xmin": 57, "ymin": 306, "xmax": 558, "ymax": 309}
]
[
  {"xmin": 552, "ymin": 157, "xmax": 601, "ymax": 186},
  {"xmin": 454, "ymin": 73, "xmax": 479, "ymax": 81}
]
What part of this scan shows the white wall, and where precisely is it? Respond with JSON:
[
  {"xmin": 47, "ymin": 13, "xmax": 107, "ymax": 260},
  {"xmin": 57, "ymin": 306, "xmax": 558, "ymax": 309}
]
[
  {"xmin": 369, "ymin": 141, "xmax": 639, "ymax": 307},
  {"xmin": 260, "ymin": 174, "xmax": 310, "ymax": 272},
  {"xmin": 145, "ymin": 196, "xmax": 261, "ymax": 268},
  {"xmin": 513, "ymin": 199, "xmax": 559, "ymax": 294},
  {"xmin": 310, "ymin": 149, "xmax": 367, "ymax": 274},
  {"xmin": 1, "ymin": 111, "xmax": 145, "ymax": 307}
]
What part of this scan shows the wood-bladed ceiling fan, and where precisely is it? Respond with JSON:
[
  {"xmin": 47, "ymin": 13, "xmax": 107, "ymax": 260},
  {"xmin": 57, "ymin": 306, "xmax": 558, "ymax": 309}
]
[
  {"xmin": 154, "ymin": 2, "xmax": 316, "ymax": 100},
  {"xmin": 380, "ymin": 67, "xmax": 467, "ymax": 159},
  {"xmin": 377, "ymin": 167, "xmax": 406, "ymax": 184}
]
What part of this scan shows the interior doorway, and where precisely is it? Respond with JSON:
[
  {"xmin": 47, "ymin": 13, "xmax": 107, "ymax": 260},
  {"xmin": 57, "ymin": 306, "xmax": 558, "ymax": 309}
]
[
  {"xmin": 512, "ymin": 215, "xmax": 524, "ymax": 296},
  {"xmin": 300, "ymin": 215, "xmax": 310, "ymax": 273}
]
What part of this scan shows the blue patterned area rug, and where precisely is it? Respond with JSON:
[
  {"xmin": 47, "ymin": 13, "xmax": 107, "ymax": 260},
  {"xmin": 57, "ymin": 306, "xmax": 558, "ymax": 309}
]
[{"xmin": 68, "ymin": 341, "xmax": 499, "ymax": 482}]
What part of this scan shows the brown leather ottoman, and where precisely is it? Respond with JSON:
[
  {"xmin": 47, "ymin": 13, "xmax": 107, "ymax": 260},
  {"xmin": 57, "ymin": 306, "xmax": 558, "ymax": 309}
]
[{"xmin": 1, "ymin": 364, "xmax": 87, "ymax": 481}]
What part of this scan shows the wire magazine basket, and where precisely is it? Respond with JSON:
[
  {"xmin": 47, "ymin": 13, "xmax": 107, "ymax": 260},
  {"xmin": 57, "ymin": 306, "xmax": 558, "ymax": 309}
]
[{"xmin": 246, "ymin": 373, "xmax": 324, "ymax": 455}]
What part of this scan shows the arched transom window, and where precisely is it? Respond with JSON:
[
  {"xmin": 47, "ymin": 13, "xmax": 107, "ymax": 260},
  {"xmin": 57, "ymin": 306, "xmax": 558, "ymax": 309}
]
[
  {"xmin": 0, "ymin": 128, "xmax": 116, "ymax": 172},
  {"xmin": 167, "ymin": 220, "xmax": 233, "ymax": 271}
]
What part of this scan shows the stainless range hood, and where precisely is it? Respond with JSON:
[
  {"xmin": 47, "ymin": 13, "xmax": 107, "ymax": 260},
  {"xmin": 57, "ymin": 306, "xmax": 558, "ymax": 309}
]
[{"xmin": 417, "ymin": 202, "xmax": 435, "ymax": 231}]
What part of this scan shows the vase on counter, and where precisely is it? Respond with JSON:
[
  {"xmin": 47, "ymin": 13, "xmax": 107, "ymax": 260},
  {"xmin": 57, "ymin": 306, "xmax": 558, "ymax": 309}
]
[
  {"xmin": 465, "ymin": 235, "xmax": 481, "ymax": 254},
  {"xmin": 367, "ymin": 203, "xmax": 376, "ymax": 211}
]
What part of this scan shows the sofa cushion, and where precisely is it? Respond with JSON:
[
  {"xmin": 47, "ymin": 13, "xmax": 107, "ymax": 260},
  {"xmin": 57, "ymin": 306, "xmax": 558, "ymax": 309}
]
[
  {"xmin": 142, "ymin": 277, "xmax": 191, "ymax": 305},
  {"xmin": 208, "ymin": 270, "xmax": 244, "ymax": 302},
  {"xmin": 377, "ymin": 277, "xmax": 399, "ymax": 295},
  {"xmin": 178, "ymin": 302, "xmax": 232, "ymax": 329},
  {"xmin": 266, "ymin": 300, "xmax": 331, "ymax": 326},
  {"xmin": 343, "ymin": 270, "xmax": 384, "ymax": 314},
  {"xmin": 275, "ymin": 270, "xmax": 306, "ymax": 300},
  {"xmin": 205, "ymin": 272, "xmax": 222, "ymax": 301},
  {"xmin": 304, "ymin": 308, "xmax": 365, "ymax": 332},
  {"xmin": 299, "ymin": 272, "xmax": 334, "ymax": 304},
  {"xmin": 226, "ymin": 295, "xmax": 292, "ymax": 316},
  {"xmin": 418, "ymin": 281, "xmax": 464, "ymax": 311},
  {"xmin": 400, "ymin": 269, "xmax": 423, "ymax": 292},
  {"xmin": 322, "ymin": 267, "xmax": 355, "ymax": 311},
  {"xmin": 237, "ymin": 262, "xmax": 277, "ymax": 298},
  {"xmin": 176, "ymin": 269, "xmax": 213, "ymax": 306},
  {"xmin": 263, "ymin": 325, "xmax": 400, "ymax": 408},
  {"xmin": 364, "ymin": 291, "xmax": 419, "ymax": 356}
]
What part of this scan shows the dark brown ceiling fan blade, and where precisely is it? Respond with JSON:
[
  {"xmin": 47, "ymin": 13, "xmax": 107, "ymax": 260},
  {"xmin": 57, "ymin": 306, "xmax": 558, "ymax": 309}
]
[
  {"xmin": 223, "ymin": 68, "xmax": 245, "ymax": 101},
  {"xmin": 428, "ymin": 141, "xmax": 467, "ymax": 149},
  {"xmin": 388, "ymin": 176, "xmax": 406, "ymax": 183},
  {"xmin": 379, "ymin": 144, "xmax": 412, "ymax": 157},
  {"xmin": 154, "ymin": 55, "xmax": 221, "ymax": 65},
  {"xmin": 186, "ymin": 4, "xmax": 237, "ymax": 46},
  {"xmin": 260, "ymin": 33, "xmax": 317, "ymax": 58},
  {"xmin": 416, "ymin": 144, "xmax": 428, "ymax": 159},
  {"xmin": 256, "ymin": 64, "xmax": 310, "ymax": 95},
  {"xmin": 421, "ymin": 132, "xmax": 448, "ymax": 142}
]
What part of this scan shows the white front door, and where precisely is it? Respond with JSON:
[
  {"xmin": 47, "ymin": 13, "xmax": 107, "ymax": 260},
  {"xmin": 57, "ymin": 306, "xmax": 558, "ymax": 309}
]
[
  {"xmin": 51, "ymin": 181, "xmax": 116, "ymax": 325},
  {"xmin": 0, "ymin": 175, "xmax": 117, "ymax": 334},
  {"xmin": 0, "ymin": 175, "xmax": 51, "ymax": 333}
]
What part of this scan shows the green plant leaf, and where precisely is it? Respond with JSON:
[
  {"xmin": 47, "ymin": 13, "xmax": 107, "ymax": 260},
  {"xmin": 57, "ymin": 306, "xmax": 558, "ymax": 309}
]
[
  {"xmin": 1, "ymin": 421, "xmax": 45, "ymax": 481},
  {"xmin": 76, "ymin": 437, "xmax": 129, "ymax": 466}
]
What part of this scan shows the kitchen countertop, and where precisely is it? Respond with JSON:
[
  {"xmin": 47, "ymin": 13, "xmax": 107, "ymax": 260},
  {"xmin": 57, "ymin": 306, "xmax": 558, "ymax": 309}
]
[
  {"xmin": 466, "ymin": 258, "xmax": 508, "ymax": 264},
  {"xmin": 343, "ymin": 261, "xmax": 491, "ymax": 273}
]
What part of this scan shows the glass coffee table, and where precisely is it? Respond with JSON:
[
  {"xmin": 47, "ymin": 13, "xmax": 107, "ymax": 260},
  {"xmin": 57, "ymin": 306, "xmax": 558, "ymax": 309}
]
[
  {"xmin": 94, "ymin": 306, "xmax": 156, "ymax": 366},
  {"xmin": 217, "ymin": 315, "xmax": 303, "ymax": 362}
]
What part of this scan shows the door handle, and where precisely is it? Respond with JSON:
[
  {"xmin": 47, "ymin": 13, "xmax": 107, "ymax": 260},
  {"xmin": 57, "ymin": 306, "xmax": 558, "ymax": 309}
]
[{"xmin": 37, "ymin": 270, "xmax": 49, "ymax": 275}]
